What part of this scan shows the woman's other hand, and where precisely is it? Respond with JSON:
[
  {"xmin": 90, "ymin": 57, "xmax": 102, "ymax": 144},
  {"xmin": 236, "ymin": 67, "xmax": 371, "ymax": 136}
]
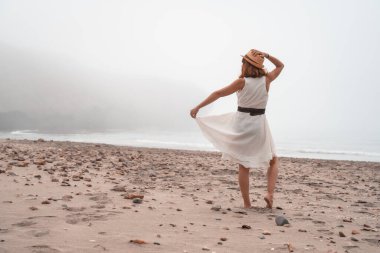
[{"xmin": 190, "ymin": 107, "xmax": 199, "ymax": 118}]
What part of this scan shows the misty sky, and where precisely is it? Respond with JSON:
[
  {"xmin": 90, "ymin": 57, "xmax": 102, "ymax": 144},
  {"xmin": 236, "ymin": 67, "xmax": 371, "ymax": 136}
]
[{"xmin": 0, "ymin": 0, "xmax": 379, "ymax": 141}]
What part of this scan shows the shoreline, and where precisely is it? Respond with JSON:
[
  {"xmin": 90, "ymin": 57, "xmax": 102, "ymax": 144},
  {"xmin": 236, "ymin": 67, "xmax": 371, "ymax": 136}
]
[
  {"xmin": 1, "ymin": 137, "xmax": 379, "ymax": 165},
  {"xmin": 0, "ymin": 138, "xmax": 379, "ymax": 253}
]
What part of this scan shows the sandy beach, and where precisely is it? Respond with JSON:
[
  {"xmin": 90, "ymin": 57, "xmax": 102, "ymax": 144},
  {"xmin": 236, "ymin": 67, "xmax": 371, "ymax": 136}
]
[{"xmin": 0, "ymin": 138, "xmax": 379, "ymax": 253}]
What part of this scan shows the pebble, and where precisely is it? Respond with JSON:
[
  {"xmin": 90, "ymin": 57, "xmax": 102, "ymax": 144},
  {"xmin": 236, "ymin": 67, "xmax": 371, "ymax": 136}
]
[
  {"xmin": 211, "ymin": 205, "xmax": 221, "ymax": 211},
  {"xmin": 61, "ymin": 182, "xmax": 71, "ymax": 187},
  {"xmin": 33, "ymin": 175, "xmax": 41, "ymax": 179},
  {"xmin": 29, "ymin": 206, "xmax": 38, "ymax": 211},
  {"xmin": 33, "ymin": 159, "xmax": 46, "ymax": 165},
  {"xmin": 111, "ymin": 185, "xmax": 126, "ymax": 192},
  {"xmin": 241, "ymin": 225, "xmax": 251, "ymax": 229},
  {"xmin": 263, "ymin": 231, "xmax": 271, "ymax": 235},
  {"xmin": 202, "ymin": 246, "xmax": 210, "ymax": 251},
  {"xmin": 124, "ymin": 193, "xmax": 144, "ymax": 199},
  {"xmin": 132, "ymin": 198, "xmax": 143, "ymax": 204},
  {"xmin": 220, "ymin": 237, "xmax": 227, "ymax": 241},
  {"xmin": 287, "ymin": 243, "xmax": 295, "ymax": 252},
  {"xmin": 62, "ymin": 195, "xmax": 73, "ymax": 201},
  {"xmin": 351, "ymin": 229, "xmax": 360, "ymax": 235},
  {"xmin": 275, "ymin": 216, "xmax": 289, "ymax": 226},
  {"xmin": 91, "ymin": 204, "xmax": 106, "ymax": 209},
  {"xmin": 41, "ymin": 200, "xmax": 51, "ymax": 204},
  {"xmin": 130, "ymin": 239, "xmax": 146, "ymax": 244},
  {"xmin": 339, "ymin": 231, "xmax": 346, "ymax": 237},
  {"xmin": 351, "ymin": 237, "xmax": 358, "ymax": 242},
  {"xmin": 17, "ymin": 161, "xmax": 28, "ymax": 167},
  {"xmin": 259, "ymin": 236, "xmax": 265, "ymax": 239},
  {"xmin": 298, "ymin": 229, "xmax": 307, "ymax": 232}
]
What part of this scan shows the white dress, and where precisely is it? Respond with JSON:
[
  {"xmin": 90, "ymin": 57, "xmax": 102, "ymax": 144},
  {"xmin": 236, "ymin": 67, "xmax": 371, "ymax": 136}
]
[{"xmin": 195, "ymin": 76, "xmax": 276, "ymax": 169}]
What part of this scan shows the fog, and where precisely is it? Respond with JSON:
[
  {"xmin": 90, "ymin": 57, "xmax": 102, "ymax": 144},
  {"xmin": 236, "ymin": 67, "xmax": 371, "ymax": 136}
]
[
  {"xmin": 0, "ymin": 0, "xmax": 379, "ymax": 142},
  {"xmin": 0, "ymin": 43, "xmax": 201, "ymax": 132}
]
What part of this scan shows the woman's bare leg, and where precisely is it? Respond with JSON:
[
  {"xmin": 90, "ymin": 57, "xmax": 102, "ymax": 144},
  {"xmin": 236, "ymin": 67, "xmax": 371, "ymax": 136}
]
[
  {"xmin": 264, "ymin": 156, "xmax": 279, "ymax": 208},
  {"xmin": 238, "ymin": 164, "xmax": 251, "ymax": 208}
]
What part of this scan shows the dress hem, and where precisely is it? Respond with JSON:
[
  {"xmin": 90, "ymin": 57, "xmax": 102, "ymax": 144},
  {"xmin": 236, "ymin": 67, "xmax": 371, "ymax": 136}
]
[
  {"xmin": 221, "ymin": 152, "xmax": 275, "ymax": 169},
  {"xmin": 196, "ymin": 117, "xmax": 276, "ymax": 169}
]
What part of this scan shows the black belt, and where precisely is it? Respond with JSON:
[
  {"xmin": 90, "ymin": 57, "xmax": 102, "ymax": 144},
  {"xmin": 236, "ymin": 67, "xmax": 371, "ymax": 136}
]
[{"xmin": 237, "ymin": 106, "xmax": 265, "ymax": 116}]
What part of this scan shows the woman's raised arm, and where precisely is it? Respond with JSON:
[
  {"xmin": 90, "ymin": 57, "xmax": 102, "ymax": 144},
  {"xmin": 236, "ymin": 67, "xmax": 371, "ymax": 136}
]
[
  {"xmin": 264, "ymin": 53, "xmax": 284, "ymax": 83},
  {"xmin": 252, "ymin": 49, "xmax": 284, "ymax": 83},
  {"xmin": 190, "ymin": 78, "xmax": 244, "ymax": 118}
]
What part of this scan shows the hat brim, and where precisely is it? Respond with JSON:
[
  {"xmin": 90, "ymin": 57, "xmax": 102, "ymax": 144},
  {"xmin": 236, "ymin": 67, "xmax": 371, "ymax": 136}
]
[{"xmin": 241, "ymin": 55, "xmax": 265, "ymax": 69}]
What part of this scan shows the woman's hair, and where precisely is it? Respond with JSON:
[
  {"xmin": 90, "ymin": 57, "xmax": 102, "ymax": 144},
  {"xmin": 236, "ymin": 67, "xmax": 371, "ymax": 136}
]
[{"xmin": 239, "ymin": 58, "xmax": 267, "ymax": 78}]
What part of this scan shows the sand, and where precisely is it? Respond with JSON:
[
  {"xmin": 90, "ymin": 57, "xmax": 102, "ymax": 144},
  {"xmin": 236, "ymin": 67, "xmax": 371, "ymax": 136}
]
[{"xmin": 0, "ymin": 138, "xmax": 379, "ymax": 253}]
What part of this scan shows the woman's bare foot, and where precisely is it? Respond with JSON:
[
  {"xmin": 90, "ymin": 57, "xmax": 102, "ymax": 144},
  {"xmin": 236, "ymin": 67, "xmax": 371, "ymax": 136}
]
[
  {"xmin": 264, "ymin": 194, "xmax": 273, "ymax": 209},
  {"xmin": 243, "ymin": 204, "xmax": 252, "ymax": 209}
]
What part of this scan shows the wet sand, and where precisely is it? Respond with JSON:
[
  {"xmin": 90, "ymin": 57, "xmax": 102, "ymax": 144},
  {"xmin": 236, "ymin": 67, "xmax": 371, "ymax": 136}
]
[{"xmin": 0, "ymin": 138, "xmax": 379, "ymax": 253}]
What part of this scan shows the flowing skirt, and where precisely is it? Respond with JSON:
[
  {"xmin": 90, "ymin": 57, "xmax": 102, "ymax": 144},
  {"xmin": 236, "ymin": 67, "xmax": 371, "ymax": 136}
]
[{"xmin": 195, "ymin": 111, "xmax": 276, "ymax": 169}]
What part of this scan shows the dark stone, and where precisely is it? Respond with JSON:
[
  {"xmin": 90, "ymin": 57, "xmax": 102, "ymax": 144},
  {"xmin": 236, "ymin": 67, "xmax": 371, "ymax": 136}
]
[
  {"xmin": 275, "ymin": 216, "xmax": 290, "ymax": 226},
  {"xmin": 133, "ymin": 198, "xmax": 142, "ymax": 204}
]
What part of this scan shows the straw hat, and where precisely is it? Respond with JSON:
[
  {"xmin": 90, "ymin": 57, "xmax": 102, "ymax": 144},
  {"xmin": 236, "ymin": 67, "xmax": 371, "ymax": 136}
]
[{"xmin": 241, "ymin": 50, "xmax": 265, "ymax": 69}]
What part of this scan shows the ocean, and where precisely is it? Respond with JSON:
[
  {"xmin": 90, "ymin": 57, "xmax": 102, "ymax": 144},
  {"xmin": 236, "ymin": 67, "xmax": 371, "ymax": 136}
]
[{"xmin": 1, "ymin": 129, "xmax": 379, "ymax": 163}]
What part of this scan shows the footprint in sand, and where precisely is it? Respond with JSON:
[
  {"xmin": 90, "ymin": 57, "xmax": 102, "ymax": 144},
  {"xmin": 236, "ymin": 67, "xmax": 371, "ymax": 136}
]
[
  {"xmin": 65, "ymin": 212, "xmax": 108, "ymax": 225},
  {"xmin": 0, "ymin": 228, "xmax": 10, "ymax": 234},
  {"xmin": 88, "ymin": 192, "xmax": 111, "ymax": 205},
  {"xmin": 26, "ymin": 229, "xmax": 50, "ymax": 237},
  {"xmin": 26, "ymin": 245, "xmax": 61, "ymax": 253},
  {"xmin": 12, "ymin": 220, "xmax": 36, "ymax": 227},
  {"xmin": 62, "ymin": 205, "xmax": 86, "ymax": 212}
]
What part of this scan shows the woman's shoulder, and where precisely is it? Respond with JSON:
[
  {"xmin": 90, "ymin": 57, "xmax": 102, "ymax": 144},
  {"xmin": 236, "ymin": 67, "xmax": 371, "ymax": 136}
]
[
  {"xmin": 234, "ymin": 78, "xmax": 245, "ymax": 93},
  {"xmin": 233, "ymin": 77, "xmax": 245, "ymax": 85}
]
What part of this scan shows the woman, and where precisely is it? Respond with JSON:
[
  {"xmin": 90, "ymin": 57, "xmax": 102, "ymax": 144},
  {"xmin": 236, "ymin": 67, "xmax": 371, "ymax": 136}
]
[{"xmin": 190, "ymin": 49, "xmax": 284, "ymax": 209}]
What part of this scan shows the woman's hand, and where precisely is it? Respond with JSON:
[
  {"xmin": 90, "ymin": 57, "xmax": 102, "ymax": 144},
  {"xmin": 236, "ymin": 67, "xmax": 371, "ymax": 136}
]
[
  {"xmin": 251, "ymin": 49, "xmax": 268, "ymax": 57},
  {"xmin": 190, "ymin": 107, "xmax": 199, "ymax": 118}
]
